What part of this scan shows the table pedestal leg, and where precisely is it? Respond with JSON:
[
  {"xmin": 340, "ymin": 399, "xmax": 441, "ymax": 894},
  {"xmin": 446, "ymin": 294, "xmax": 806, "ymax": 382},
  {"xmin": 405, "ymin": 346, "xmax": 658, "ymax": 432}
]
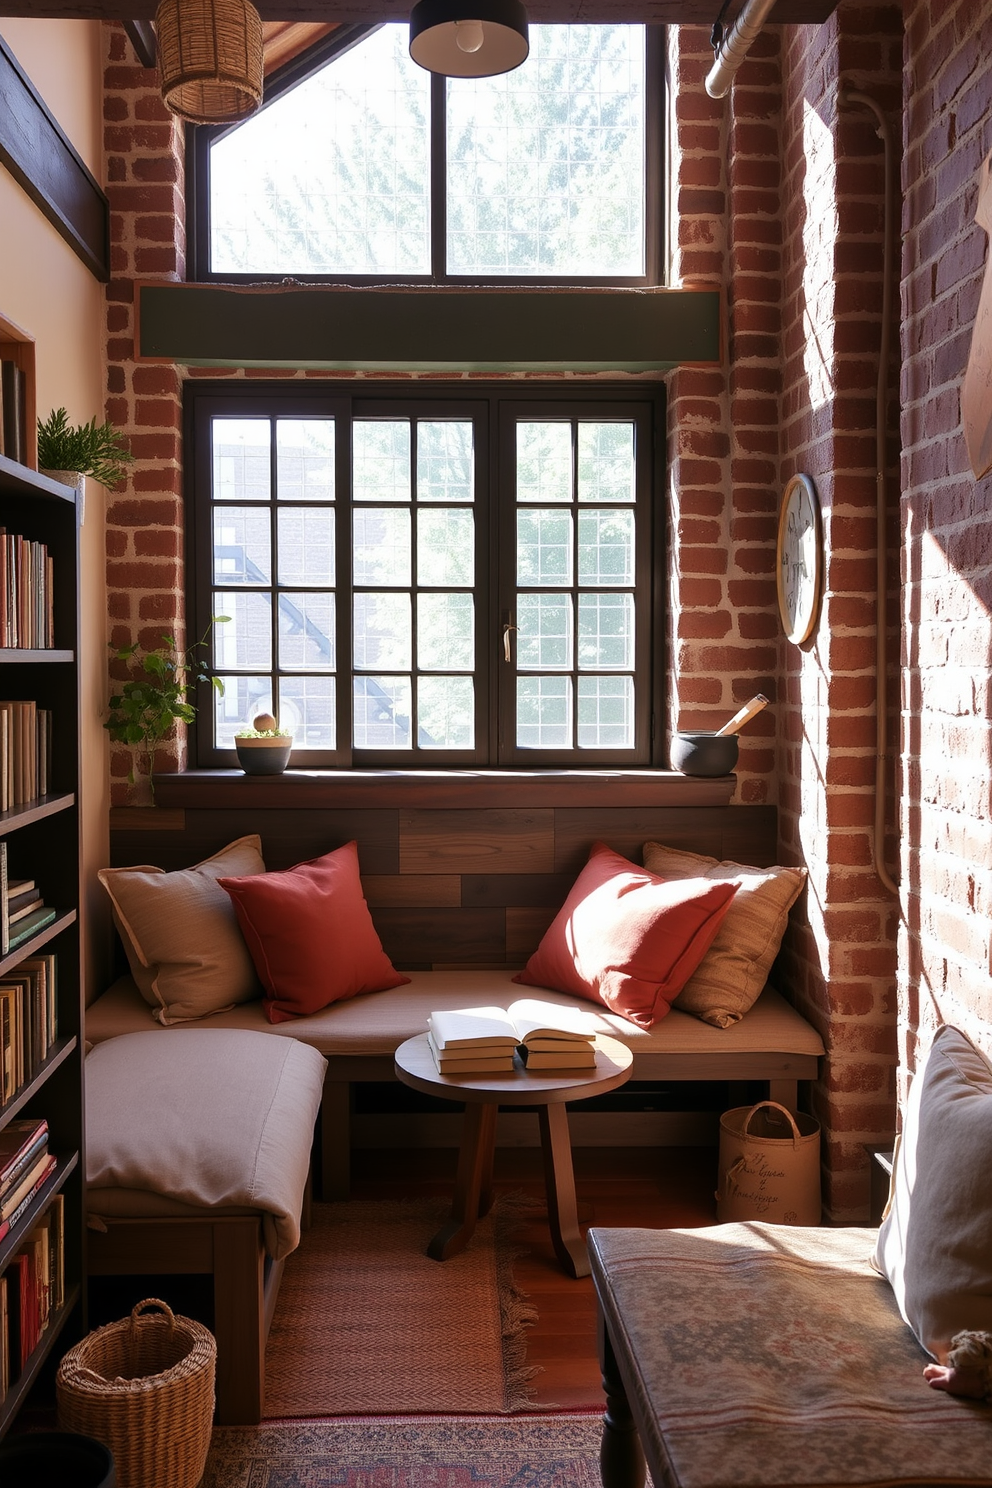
[
  {"xmin": 539, "ymin": 1103, "xmax": 589, "ymax": 1278},
  {"xmin": 427, "ymin": 1102, "xmax": 498, "ymax": 1261}
]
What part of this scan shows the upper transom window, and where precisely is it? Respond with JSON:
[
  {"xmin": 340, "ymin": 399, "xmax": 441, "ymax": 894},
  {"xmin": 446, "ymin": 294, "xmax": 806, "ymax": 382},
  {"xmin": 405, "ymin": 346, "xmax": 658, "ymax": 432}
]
[{"xmin": 192, "ymin": 23, "xmax": 662, "ymax": 285}]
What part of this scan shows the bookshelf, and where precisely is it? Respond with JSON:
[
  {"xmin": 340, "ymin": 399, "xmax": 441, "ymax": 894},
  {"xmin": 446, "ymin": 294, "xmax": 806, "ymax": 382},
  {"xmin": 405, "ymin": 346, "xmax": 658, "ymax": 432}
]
[
  {"xmin": 0, "ymin": 315, "xmax": 37, "ymax": 470},
  {"xmin": 0, "ymin": 451, "xmax": 82, "ymax": 1434}
]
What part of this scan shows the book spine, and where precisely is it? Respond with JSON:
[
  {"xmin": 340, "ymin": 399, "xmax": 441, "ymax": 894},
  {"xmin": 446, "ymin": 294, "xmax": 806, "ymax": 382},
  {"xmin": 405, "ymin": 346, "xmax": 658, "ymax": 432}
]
[{"xmin": 0, "ymin": 839, "xmax": 8, "ymax": 959}]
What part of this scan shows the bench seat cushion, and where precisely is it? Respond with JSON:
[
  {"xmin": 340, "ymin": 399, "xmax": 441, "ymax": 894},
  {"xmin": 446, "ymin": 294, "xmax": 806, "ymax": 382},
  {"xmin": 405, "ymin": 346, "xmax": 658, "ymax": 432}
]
[
  {"xmin": 86, "ymin": 1028, "xmax": 327, "ymax": 1260},
  {"xmin": 87, "ymin": 971, "xmax": 825, "ymax": 1071},
  {"xmin": 589, "ymin": 1223, "xmax": 992, "ymax": 1488}
]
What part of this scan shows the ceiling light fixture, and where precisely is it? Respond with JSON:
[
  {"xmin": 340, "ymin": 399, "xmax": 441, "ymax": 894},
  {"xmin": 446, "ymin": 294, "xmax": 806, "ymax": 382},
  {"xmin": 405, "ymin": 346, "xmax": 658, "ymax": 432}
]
[
  {"xmin": 156, "ymin": 0, "xmax": 264, "ymax": 124},
  {"xmin": 409, "ymin": 0, "xmax": 529, "ymax": 79}
]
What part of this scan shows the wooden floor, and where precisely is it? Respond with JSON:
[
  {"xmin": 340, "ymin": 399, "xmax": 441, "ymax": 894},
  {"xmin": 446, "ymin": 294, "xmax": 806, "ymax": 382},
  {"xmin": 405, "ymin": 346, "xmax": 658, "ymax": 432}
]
[{"xmin": 351, "ymin": 1144, "xmax": 719, "ymax": 1409}]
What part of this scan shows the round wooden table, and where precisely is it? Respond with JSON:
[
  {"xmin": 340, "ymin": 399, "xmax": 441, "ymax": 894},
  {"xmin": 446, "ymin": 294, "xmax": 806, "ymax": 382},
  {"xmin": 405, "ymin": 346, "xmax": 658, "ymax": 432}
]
[{"xmin": 394, "ymin": 1032, "xmax": 634, "ymax": 1278}]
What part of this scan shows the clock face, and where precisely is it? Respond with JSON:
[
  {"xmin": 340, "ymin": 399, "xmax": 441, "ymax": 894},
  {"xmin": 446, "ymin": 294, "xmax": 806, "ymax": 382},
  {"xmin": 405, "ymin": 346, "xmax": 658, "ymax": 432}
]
[{"xmin": 776, "ymin": 474, "xmax": 822, "ymax": 644}]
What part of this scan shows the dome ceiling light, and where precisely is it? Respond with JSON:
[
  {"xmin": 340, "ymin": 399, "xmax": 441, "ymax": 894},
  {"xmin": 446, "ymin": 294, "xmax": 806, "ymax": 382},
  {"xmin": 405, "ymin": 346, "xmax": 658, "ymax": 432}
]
[{"xmin": 409, "ymin": 0, "xmax": 529, "ymax": 79}]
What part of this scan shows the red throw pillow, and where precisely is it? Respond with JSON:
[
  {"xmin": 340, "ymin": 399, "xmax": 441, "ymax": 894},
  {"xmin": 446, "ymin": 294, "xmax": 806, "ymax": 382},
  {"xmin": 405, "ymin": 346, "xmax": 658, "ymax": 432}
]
[
  {"xmin": 513, "ymin": 842, "xmax": 739, "ymax": 1028},
  {"xmin": 219, "ymin": 840, "xmax": 409, "ymax": 1023}
]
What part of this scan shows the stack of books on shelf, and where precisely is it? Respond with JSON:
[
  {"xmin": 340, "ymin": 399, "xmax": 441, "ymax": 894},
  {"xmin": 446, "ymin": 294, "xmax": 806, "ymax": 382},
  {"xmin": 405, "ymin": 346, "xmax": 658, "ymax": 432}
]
[
  {"xmin": 1, "ymin": 844, "xmax": 56, "ymax": 958},
  {"xmin": 427, "ymin": 999, "xmax": 600, "ymax": 1074},
  {"xmin": 0, "ymin": 952, "xmax": 57, "ymax": 1101},
  {"xmin": 0, "ymin": 701, "xmax": 53, "ymax": 809},
  {"xmin": 0, "ymin": 530, "xmax": 54, "ymax": 649},
  {"xmin": 0, "ymin": 1119, "xmax": 54, "ymax": 1244},
  {"xmin": 0, "ymin": 361, "xmax": 26, "ymax": 466}
]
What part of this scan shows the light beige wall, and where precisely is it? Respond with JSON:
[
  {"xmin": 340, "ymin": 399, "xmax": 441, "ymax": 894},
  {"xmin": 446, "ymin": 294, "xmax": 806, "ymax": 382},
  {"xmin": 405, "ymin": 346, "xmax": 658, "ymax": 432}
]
[{"xmin": 0, "ymin": 18, "xmax": 111, "ymax": 999}]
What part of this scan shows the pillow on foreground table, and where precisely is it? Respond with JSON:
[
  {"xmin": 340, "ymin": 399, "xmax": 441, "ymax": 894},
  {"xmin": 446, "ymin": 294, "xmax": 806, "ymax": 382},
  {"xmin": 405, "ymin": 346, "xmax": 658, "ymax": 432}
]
[
  {"xmin": 512, "ymin": 841, "xmax": 739, "ymax": 1029},
  {"xmin": 642, "ymin": 841, "xmax": 807, "ymax": 1028},
  {"xmin": 97, "ymin": 834, "xmax": 266, "ymax": 1025},
  {"xmin": 220, "ymin": 839, "xmax": 409, "ymax": 1024},
  {"xmin": 874, "ymin": 1023, "xmax": 992, "ymax": 1360}
]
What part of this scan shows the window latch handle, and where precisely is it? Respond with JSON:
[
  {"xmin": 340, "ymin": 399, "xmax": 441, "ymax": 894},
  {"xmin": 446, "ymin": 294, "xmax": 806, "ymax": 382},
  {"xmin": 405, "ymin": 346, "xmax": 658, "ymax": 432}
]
[{"xmin": 502, "ymin": 621, "xmax": 517, "ymax": 663}]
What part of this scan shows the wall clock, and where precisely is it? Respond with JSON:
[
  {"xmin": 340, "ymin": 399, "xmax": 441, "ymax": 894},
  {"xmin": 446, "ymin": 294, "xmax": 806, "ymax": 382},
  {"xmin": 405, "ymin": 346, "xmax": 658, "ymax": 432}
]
[{"xmin": 776, "ymin": 473, "xmax": 823, "ymax": 645}]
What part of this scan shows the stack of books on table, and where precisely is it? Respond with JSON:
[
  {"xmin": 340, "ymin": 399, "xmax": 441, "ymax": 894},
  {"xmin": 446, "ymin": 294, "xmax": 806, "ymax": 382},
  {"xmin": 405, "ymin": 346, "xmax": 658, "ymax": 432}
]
[{"xmin": 427, "ymin": 999, "xmax": 600, "ymax": 1074}]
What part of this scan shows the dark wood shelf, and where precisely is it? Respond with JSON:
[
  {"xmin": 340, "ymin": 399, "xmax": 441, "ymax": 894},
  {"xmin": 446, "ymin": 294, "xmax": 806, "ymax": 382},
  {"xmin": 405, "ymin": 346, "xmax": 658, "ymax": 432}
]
[
  {"xmin": 0, "ymin": 455, "xmax": 77, "ymax": 504},
  {"xmin": 0, "ymin": 1151, "xmax": 78, "ymax": 1274},
  {"xmin": 0, "ymin": 649, "xmax": 73, "ymax": 664},
  {"xmin": 0, "ymin": 794, "xmax": 75, "ymax": 835},
  {"xmin": 0, "ymin": 1037, "xmax": 78, "ymax": 1127},
  {"xmin": 0, "ymin": 1286, "xmax": 81, "ymax": 1436},
  {"xmin": 0, "ymin": 910, "xmax": 76, "ymax": 971}
]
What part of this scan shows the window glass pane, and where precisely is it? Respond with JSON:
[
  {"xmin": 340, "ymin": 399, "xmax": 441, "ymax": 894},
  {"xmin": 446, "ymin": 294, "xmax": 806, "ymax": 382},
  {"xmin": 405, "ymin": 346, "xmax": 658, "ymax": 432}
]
[
  {"xmin": 578, "ymin": 592, "xmax": 634, "ymax": 669},
  {"xmin": 417, "ymin": 509, "xmax": 474, "ymax": 586},
  {"xmin": 516, "ymin": 675, "xmax": 573, "ymax": 748},
  {"xmin": 212, "ymin": 419, "xmax": 270, "ymax": 502},
  {"xmin": 417, "ymin": 421, "xmax": 474, "ymax": 503},
  {"xmin": 354, "ymin": 509, "xmax": 411, "ymax": 586},
  {"xmin": 214, "ymin": 674, "xmax": 274, "ymax": 747},
  {"xmin": 578, "ymin": 509, "xmax": 634, "ymax": 585},
  {"xmin": 517, "ymin": 509, "xmax": 573, "ymax": 586},
  {"xmin": 213, "ymin": 507, "xmax": 271, "ymax": 585},
  {"xmin": 577, "ymin": 675, "xmax": 634, "ymax": 748},
  {"xmin": 418, "ymin": 593, "xmax": 474, "ymax": 670},
  {"xmin": 578, "ymin": 422, "xmax": 635, "ymax": 502},
  {"xmin": 209, "ymin": 26, "xmax": 430, "ymax": 275},
  {"xmin": 278, "ymin": 508, "xmax": 335, "ymax": 586},
  {"xmin": 279, "ymin": 674, "xmax": 336, "ymax": 748},
  {"xmin": 212, "ymin": 591, "xmax": 272, "ymax": 669},
  {"xmin": 418, "ymin": 676, "xmax": 474, "ymax": 749},
  {"xmin": 353, "ymin": 592, "xmax": 411, "ymax": 670},
  {"xmin": 276, "ymin": 420, "xmax": 335, "ymax": 502},
  {"xmin": 354, "ymin": 420, "xmax": 411, "ymax": 502},
  {"xmin": 517, "ymin": 593, "xmax": 573, "ymax": 670},
  {"xmin": 278, "ymin": 592, "xmax": 335, "ymax": 670},
  {"xmin": 354, "ymin": 676, "xmax": 412, "ymax": 748},
  {"xmin": 446, "ymin": 26, "xmax": 645, "ymax": 276},
  {"xmin": 516, "ymin": 422, "xmax": 572, "ymax": 503}
]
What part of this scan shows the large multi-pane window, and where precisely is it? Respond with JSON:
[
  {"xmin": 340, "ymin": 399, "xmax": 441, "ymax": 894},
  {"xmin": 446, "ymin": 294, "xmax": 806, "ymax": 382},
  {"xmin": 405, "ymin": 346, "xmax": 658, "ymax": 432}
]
[
  {"xmin": 191, "ymin": 24, "xmax": 662, "ymax": 284},
  {"xmin": 188, "ymin": 386, "xmax": 662, "ymax": 766}
]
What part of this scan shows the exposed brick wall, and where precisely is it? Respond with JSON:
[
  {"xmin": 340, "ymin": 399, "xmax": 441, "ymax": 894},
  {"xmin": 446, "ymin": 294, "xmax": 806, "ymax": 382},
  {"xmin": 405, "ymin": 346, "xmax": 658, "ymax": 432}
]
[{"xmin": 900, "ymin": 1, "xmax": 992, "ymax": 1079}]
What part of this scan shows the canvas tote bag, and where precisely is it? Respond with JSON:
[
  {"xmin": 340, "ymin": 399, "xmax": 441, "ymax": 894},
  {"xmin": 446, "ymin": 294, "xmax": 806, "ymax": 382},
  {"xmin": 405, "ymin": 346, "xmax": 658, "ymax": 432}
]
[{"xmin": 717, "ymin": 1100, "xmax": 821, "ymax": 1225}]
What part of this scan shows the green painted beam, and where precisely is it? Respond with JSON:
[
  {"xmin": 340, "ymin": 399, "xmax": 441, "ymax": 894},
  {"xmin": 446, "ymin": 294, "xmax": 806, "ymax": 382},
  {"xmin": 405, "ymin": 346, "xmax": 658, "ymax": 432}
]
[{"xmin": 136, "ymin": 283, "xmax": 721, "ymax": 374}]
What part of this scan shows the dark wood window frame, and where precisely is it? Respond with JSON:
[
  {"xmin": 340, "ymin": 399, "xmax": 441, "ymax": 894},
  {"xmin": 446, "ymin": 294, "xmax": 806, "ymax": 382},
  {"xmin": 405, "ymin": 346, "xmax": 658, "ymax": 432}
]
[
  {"xmin": 185, "ymin": 378, "xmax": 667, "ymax": 771},
  {"xmin": 186, "ymin": 23, "xmax": 665, "ymax": 288}
]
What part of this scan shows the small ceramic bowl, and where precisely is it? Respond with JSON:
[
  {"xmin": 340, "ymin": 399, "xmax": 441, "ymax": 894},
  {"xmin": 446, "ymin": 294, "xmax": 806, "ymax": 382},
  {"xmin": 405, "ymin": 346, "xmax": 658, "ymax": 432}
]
[
  {"xmin": 669, "ymin": 731, "xmax": 739, "ymax": 777},
  {"xmin": 234, "ymin": 737, "xmax": 293, "ymax": 775}
]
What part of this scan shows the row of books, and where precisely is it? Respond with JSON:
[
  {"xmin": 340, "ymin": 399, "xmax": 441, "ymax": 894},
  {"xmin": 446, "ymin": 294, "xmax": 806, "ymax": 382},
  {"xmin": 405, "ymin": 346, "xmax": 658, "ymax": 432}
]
[
  {"xmin": 0, "ymin": 1118, "xmax": 54, "ymax": 1244},
  {"xmin": 0, "ymin": 530, "xmax": 55, "ymax": 650},
  {"xmin": 427, "ymin": 998, "xmax": 600, "ymax": 1074},
  {"xmin": 0, "ymin": 953, "xmax": 58, "ymax": 1104},
  {"xmin": 0, "ymin": 701, "xmax": 53, "ymax": 811},
  {"xmin": 0, "ymin": 1195, "xmax": 64, "ymax": 1400},
  {"xmin": 0, "ymin": 361, "xmax": 26, "ymax": 467}
]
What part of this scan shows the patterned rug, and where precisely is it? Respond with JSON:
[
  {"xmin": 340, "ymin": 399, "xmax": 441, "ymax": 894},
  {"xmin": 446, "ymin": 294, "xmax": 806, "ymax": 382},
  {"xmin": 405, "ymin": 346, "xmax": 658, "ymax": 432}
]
[
  {"xmin": 263, "ymin": 1198, "xmax": 541, "ymax": 1417},
  {"xmin": 201, "ymin": 1412, "xmax": 606, "ymax": 1488}
]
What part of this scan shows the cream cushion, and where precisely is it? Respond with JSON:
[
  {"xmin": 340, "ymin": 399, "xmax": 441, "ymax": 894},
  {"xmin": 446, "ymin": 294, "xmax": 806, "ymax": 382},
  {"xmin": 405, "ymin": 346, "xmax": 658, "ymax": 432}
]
[
  {"xmin": 874, "ymin": 1023, "xmax": 992, "ymax": 1361},
  {"xmin": 97, "ymin": 835, "xmax": 265, "ymax": 1025},
  {"xmin": 642, "ymin": 841, "xmax": 806, "ymax": 1027},
  {"xmin": 85, "ymin": 1028, "xmax": 326, "ymax": 1260}
]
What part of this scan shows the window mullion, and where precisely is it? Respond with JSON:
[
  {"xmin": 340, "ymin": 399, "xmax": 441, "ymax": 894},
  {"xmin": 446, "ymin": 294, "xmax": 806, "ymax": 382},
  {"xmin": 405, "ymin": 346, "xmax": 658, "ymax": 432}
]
[{"xmin": 430, "ymin": 73, "xmax": 447, "ymax": 280}]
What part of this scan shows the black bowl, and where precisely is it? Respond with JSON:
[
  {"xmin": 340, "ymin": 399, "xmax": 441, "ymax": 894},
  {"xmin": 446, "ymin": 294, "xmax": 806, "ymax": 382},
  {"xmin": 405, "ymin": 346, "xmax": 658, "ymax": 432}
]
[{"xmin": 669, "ymin": 731, "xmax": 739, "ymax": 776}]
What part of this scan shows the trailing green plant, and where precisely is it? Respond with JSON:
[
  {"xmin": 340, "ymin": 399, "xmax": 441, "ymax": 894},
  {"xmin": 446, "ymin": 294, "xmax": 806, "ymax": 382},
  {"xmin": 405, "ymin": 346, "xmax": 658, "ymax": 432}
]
[
  {"xmin": 37, "ymin": 407, "xmax": 134, "ymax": 489},
  {"xmin": 105, "ymin": 619, "xmax": 227, "ymax": 798}
]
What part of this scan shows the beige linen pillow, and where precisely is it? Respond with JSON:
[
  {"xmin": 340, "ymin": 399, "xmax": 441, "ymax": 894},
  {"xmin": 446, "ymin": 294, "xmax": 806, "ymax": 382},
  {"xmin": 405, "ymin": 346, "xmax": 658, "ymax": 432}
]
[
  {"xmin": 874, "ymin": 1024, "xmax": 992, "ymax": 1361},
  {"xmin": 641, "ymin": 842, "xmax": 806, "ymax": 1027},
  {"xmin": 98, "ymin": 835, "xmax": 265, "ymax": 1025}
]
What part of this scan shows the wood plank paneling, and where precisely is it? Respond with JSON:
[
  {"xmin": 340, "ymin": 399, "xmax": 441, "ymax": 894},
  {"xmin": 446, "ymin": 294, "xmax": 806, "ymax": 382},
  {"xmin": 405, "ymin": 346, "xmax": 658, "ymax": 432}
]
[
  {"xmin": 506, "ymin": 907, "xmax": 557, "ymax": 960},
  {"xmin": 374, "ymin": 908, "xmax": 505, "ymax": 967},
  {"xmin": 109, "ymin": 808, "xmax": 400, "ymax": 873},
  {"xmin": 461, "ymin": 873, "xmax": 573, "ymax": 908},
  {"xmin": 553, "ymin": 807, "xmax": 779, "ymax": 874},
  {"xmin": 362, "ymin": 875, "xmax": 461, "ymax": 908},
  {"xmin": 399, "ymin": 810, "xmax": 554, "ymax": 875}
]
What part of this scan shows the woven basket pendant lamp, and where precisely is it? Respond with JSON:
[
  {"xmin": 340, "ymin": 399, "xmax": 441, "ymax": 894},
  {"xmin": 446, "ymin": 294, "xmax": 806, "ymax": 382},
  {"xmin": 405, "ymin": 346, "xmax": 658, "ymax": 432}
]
[{"xmin": 156, "ymin": 0, "xmax": 264, "ymax": 124}]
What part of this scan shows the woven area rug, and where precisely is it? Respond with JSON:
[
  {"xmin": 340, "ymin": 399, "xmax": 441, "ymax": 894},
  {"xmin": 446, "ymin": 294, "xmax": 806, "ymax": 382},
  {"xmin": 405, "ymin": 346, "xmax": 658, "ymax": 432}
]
[
  {"xmin": 202, "ymin": 1412, "xmax": 606, "ymax": 1488},
  {"xmin": 263, "ymin": 1198, "xmax": 540, "ymax": 1417}
]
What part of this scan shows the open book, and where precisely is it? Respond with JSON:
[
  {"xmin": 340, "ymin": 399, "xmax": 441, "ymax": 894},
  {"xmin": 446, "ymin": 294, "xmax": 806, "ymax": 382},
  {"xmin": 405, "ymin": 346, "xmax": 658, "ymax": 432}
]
[{"xmin": 429, "ymin": 999, "xmax": 600, "ymax": 1051}]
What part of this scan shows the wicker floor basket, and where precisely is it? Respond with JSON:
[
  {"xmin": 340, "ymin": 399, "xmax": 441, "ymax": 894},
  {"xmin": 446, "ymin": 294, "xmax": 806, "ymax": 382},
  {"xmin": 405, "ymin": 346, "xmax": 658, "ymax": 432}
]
[{"xmin": 56, "ymin": 1299, "xmax": 216, "ymax": 1488}]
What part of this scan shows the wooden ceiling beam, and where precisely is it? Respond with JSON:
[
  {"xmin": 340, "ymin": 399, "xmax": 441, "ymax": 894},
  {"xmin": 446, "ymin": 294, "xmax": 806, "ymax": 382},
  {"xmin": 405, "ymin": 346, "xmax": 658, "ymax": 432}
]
[{"xmin": 0, "ymin": 2, "xmax": 840, "ymax": 24}]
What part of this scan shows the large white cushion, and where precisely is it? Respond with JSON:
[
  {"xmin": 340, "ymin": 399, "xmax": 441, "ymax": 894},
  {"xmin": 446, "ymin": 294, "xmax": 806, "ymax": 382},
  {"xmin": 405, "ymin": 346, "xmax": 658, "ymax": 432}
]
[{"xmin": 85, "ymin": 1028, "xmax": 326, "ymax": 1260}]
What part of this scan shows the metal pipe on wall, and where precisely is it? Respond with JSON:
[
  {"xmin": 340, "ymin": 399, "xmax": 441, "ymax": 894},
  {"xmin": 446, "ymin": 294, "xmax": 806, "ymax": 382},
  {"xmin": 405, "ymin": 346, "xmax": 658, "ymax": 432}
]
[
  {"xmin": 705, "ymin": 0, "xmax": 777, "ymax": 99},
  {"xmin": 839, "ymin": 85, "xmax": 899, "ymax": 896}
]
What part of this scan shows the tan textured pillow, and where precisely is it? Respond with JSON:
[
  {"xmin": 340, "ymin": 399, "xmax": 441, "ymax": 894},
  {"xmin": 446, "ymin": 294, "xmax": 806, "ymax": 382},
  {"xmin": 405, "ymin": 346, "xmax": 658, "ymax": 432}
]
[
  {"xmin": 641, "ymin": 842, "xmax": 806, "ymax": 1027},
  {"xmin": 874, "ymin": 1024, "xmax": 992, "ymax": 1360},
  {"xmin": 98, "ymin": 835, "xmax": 266, "ymax": 1025}
]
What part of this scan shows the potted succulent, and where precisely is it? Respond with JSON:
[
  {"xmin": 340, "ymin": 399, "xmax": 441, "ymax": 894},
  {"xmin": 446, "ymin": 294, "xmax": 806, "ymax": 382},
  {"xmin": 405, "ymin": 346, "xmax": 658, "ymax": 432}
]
[
  {"xmin": 37, "ymin": 407, "xmax": 133, "ymax": 520},
  {"xmin": 234, "ymin": 713, "xmax": 293, "ymax": 775}
]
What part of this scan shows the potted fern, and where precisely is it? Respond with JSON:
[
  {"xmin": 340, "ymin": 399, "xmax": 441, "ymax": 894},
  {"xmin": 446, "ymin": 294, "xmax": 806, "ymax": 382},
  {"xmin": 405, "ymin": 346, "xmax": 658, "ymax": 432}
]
[{"xmin": 37, "ymin": 407, "xmax": 133, "ymax": 518}]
